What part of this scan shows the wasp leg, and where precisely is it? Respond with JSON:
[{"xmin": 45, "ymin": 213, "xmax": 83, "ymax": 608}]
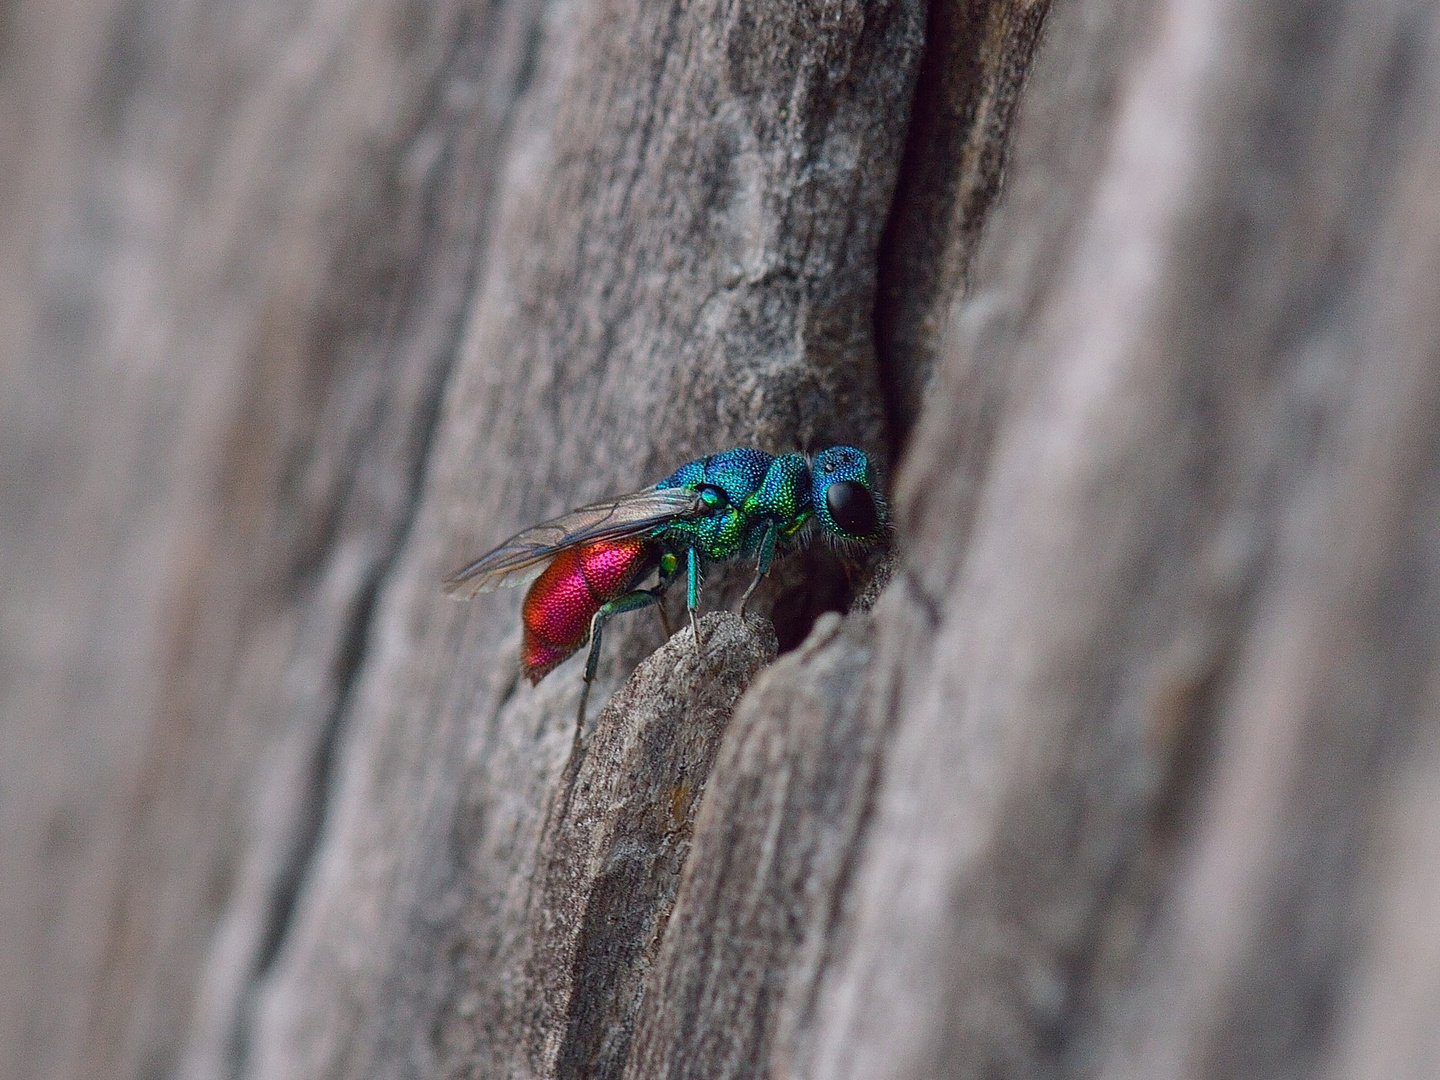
[
  {"xmin": 576, "ymin": 588, "xmax": 666, "ymax": 743},
  {"xmin": 686, "ymin": 547, "xmax": 703, "ymax": 658},
  {"xmin": 653, "ymin": 556, "xmax": 680, "ymax": 638},
  {"xmin": 737, "ymin": 521, "xmax": 776, "ymax": 617}
]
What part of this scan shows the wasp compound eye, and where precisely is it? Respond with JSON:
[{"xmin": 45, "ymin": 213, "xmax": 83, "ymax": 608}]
[{"xmin": 825, "ymin": 480, "xmax": 878, "ymax": 538}]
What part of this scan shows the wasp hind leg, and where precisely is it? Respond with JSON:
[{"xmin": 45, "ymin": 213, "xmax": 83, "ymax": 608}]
[
  {"xmin": 576, "ymin": 587, "xmax": 666, "ymax": 744},
  {"xmin": 652, "ymin": 551, "xmax": 680, "ymax": 639}
]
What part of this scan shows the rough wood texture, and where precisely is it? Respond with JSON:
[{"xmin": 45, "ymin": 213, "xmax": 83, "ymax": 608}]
[
  {"xmin": 2, "ymin": 0, "xmax": 1439, "ymax": 1078},
  {"xmin": 237, "ymin": 1, "xmax": 924, "ymax": 1077},
  {"xmin": 804, "ymin": 2, "xmax": 1440, "ymax": 1078},
  {"xmin": 472, "ymin": 613, "xmax": 776, "ymax": 1080},
  {"xmin": 876, "ymin": 0, "xmax": 1050, "ymax": 444}
]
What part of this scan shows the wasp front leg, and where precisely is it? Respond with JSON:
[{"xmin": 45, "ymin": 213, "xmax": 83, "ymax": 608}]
[{"xmin": 686, "ymin": 546, "xmax": 703, "ymax": 658}]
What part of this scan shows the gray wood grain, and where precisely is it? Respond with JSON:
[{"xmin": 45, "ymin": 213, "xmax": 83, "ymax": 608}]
[
  {"xmin": 622, "ymin": 609, "xmax": 882, "ymax": 1080},
  {"xmin": 0, "ymin": 1, "xmax": 547, "ymax": 1077},
  {"xmin": 801, "ymin": 2, "xmax": 1440, "ymax": 1078},
  {"xmin": 876, "ymin": 0, "xmax": 1050, "ymax": 444},
  {"xmin": 3, "ymin": 0, "xmax": 1440, "ymax": 1077},
  {"xmin": 236, "ymin": 0, "xmax": 923, "ymax": 1076},
  {"xmin": 476, "ymin": 613, "xmax": 775, "ymax": 1080}
]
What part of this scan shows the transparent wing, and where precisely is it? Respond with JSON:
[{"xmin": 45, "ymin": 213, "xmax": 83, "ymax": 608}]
[{"xmin": 443, "ymin": 485, "xmax": 703, "ymax": 599}]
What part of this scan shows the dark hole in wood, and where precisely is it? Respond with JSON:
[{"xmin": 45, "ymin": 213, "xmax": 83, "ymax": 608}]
[{"xmin": 769, "ymin": 548, "xmax": 852, "ymax": 654}]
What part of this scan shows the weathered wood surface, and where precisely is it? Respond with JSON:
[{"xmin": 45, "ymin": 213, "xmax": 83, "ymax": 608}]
[{"xmin": 2, "ymin": 0, "xmax": 1439, "ymax": 1078}]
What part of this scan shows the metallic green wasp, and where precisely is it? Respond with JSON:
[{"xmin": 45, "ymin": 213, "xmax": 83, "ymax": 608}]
[{"xmin": 445, "ymin": 446, "xmax": 886, "ymax": 729}]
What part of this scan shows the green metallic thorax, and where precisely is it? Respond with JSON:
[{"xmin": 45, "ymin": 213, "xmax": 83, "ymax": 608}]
[{"xmin": 653, "ymin": 448, "xmax": 812, "ymax": 562}]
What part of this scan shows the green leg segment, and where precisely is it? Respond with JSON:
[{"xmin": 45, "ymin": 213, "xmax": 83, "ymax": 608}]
[{"xmin": 686, "ymin": 547, "xmax": 703, "ymax": 657}]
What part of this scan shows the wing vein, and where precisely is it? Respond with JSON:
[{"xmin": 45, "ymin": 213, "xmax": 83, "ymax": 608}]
[{"xmin": 443, "ymin": 485, "xmax": 703, "ymax": 598}]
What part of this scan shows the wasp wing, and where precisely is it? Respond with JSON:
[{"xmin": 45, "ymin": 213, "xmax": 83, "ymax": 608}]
[{"xmin": 443, "ymin": 485, "xmax": 703, "ymax": 599}]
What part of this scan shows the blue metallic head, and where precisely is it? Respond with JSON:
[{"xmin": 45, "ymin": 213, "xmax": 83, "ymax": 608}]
[{"xmin": 810, "ymin": 446, "xmax": 885, "ymax": 544}]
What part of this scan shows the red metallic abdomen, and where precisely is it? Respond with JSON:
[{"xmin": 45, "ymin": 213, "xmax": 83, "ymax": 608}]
[{"xmin": 521, "ymin": 538, "xmax": 659, "ymax": 682}]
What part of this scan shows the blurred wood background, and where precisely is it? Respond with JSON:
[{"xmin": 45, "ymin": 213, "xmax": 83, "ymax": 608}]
[{"xmin": 2, "ymin": 0, "xmax": 1439, "ymax": 1077}]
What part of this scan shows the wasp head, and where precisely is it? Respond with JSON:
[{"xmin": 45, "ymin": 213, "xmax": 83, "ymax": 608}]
[{"xmin": 809, "ymin": 446, "xmax": 887, "ymax": 549}]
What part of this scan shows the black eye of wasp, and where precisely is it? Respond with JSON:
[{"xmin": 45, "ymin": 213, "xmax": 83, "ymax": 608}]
[{"xmin": 825, "ymin": 480, "xmax": 878, "ymax": 537}]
